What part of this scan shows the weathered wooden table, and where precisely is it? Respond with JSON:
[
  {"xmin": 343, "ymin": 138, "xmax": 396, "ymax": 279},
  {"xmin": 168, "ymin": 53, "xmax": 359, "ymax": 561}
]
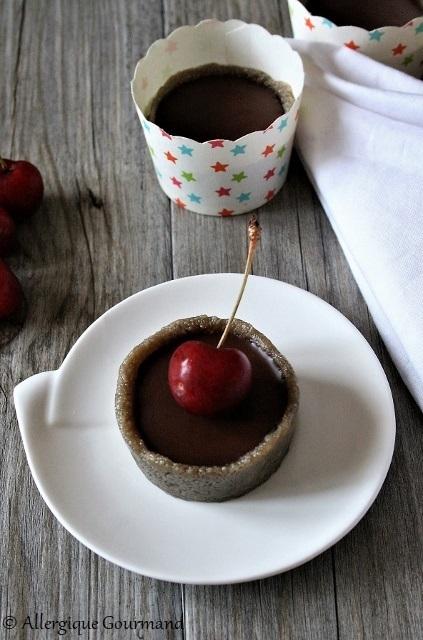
[{"xmin": 1, "ymin": 1, "xmax": 422, "ymax": 638}]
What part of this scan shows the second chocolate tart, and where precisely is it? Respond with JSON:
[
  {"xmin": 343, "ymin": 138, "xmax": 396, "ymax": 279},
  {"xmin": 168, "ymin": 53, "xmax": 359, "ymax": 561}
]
[{"xmin": 148, "ymin": 63, "xmax": 295, "ymax": 142}]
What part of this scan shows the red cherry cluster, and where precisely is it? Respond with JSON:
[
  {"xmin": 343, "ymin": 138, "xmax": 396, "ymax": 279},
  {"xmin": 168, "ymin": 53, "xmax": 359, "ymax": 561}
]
[{"xmin": 0, "ymin": 158, "xmax": 44, "ymax": 320}]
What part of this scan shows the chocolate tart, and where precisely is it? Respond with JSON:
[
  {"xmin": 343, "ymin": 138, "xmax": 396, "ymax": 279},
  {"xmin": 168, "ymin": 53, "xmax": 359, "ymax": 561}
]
[
  {"xmin": 148, "ymin": 63, "xmax": 295, "ymax": 142},
  {"xmin": 115, "ymin": 316, "xmax": 299, "ymax": 502}
]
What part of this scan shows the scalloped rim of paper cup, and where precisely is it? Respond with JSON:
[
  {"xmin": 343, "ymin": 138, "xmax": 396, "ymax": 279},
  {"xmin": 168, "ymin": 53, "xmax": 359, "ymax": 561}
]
[
  {"xmin": 131, "ymin": 19, "xmax": 304, "ymax": 145},
  {"xmin": 289, "ymin": 0, "xmax": 423, "ymax": 76}
]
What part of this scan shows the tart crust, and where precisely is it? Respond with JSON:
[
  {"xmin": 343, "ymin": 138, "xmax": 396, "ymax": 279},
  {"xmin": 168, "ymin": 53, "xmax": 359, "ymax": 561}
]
[{"xmin": 115, "ymin": 316, "xmax": 299, "ymax": 502}]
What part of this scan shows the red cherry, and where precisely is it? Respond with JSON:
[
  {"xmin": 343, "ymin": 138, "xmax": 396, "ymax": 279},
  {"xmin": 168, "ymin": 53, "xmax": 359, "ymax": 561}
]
[
  {"xmin": 0, "ymin": 259, "xmax": 23, "ymax": 319},
  {"xmin": 0, "ymin": 158, "xmax": 44, "ymax": 220},
  {"xmin": 0, "ymin": 208, "xmax": 17, "ymax": 256},
  {"xmin": 168, "ymin": 340, "xmax": 252, "ymax": 416}
]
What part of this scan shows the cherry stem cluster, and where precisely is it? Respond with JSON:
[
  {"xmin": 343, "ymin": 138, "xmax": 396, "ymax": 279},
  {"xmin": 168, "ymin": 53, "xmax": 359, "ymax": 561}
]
[{"xmin": 217, "ymin": 216, "xmax": 262, "ymax": 349}]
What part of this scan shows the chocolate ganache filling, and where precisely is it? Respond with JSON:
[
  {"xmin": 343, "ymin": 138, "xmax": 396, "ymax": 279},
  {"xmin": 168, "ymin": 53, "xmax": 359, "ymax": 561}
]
[
  {"xmin": 133, "ymin": 332, "xmax": 288, "ymax": 466},
  {"xmin": 149, "ymin": 64, "xmax": 294, "ymax": 142}
]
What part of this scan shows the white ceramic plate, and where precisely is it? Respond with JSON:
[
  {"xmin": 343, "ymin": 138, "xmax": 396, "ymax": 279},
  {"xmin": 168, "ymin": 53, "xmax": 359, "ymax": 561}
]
[{"xmin": 14, "ymin": 274, "xmax": 395, "ymax": 584}]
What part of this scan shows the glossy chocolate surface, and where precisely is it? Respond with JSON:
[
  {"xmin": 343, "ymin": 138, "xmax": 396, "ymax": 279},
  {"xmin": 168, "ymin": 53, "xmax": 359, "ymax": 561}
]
[
  {"xmin": 133, "ymin": 332, "xmax": 287, "ymax": 466},
  {"xmin": 152, "ymin": 71, "xmax": 285, "ymax": 142},
  {"xmin": 308, "ymin": 0, "xmax": 421, "ymax": 29}
]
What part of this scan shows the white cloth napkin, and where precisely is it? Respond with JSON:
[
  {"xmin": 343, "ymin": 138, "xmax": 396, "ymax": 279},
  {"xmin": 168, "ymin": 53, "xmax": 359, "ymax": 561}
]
[{"xmin": 289, "ymin": 39, "xmax": 423, "ymax": 411}]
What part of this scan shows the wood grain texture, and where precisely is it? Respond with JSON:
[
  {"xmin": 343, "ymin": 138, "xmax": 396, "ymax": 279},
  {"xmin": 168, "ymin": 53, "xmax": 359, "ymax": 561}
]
[
  {"xmin": 1, "ymin": 1, "xmax": 422, "ymax": 640},
  {"xmin": 0, "ymin": 2, "xmax": 181, "ymax": 639}
]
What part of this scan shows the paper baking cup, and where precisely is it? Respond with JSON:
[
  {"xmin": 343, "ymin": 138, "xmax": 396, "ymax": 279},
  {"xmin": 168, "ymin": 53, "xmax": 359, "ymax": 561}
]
[
  {"xmin": 289, "ymin": 0, "xmax": 423, "ymax": 78},
  {"xmin": 131, "ymin": 20, "xmax": 304, "ymax": 216}
]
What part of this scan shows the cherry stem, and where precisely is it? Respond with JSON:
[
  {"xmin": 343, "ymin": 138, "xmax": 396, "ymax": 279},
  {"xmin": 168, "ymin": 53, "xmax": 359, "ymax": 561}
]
[
  {"xmin": 0, "ymin": 157, "xmax": 7, "ymax": 171},
  {"xmin": 217, "ymin": 216, "xmax": 261, "ymax": 349}
]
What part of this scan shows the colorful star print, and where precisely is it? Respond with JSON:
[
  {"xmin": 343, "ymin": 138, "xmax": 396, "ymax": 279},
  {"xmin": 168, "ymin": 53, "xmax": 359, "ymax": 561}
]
[
  {"xmin": 237, "ymin": 192, "xmax": 251, "ymax": 203},
  {"xmin": 415, "ymin": 22, "xmax": 423, "ymax": 34},
  {"xmin": 278, "ymin": 118, "xmax": 288, "ymax": 132},
  {"xmin": 179, "ymin": 145, "xmax": 193, "ymax": 156},
  {"xmin": 160, "ymin": 128, "xmax": 172, "ymax": 140},
  {"xmin": 401, "ymin": 54, "xmax": 414, "ymax": 66},
  {"xmin": 264, "ymin": 168, "xmax": 276, "ymax": 181},
  {"xmin": 262, "ymin": 144, "xmax": 275, "ymax": 158},
  {"xmin": 211, "ymin": 162, "xmax": 228, "ymax": 172},
  {"xmin": 345, "ymin": 40, "xmax": 360, "ymax": 50},
  {"xmin": 216, "ymin": 186, "xmax": 231, "ymax": 197},
  {"xmin": 321, "ymin": 18, "xmax": 334, "ymax": 28},
  {"xmin": 149, "ymin": 146, "xmax": 155, "ymax": 157},
  {"xmin": 188, "ymin": 193, "xmax": 202, "ymax": 203},
  {"xmin": 165, "ymin": 150, "xmax": 177, "ymax": 163},
  {"xmin": 232, "ymin": 171, "xmax": 247, "ymax": 183},
  {"xmin": 171, "ymin": 177, "xmax": 182, "ymax": 188},
  {"xmin": 174, "ymin": 198, "xmax": 186, "ymax": 209},
  {"xmin": 143, "ymin": 120, "xmax": 150, "ymax": 131},
  {"xmin": 231, "ymin": 145, "xmax": 247, "ymax": 156},
  {"xmin": 392, "ymin": 43, "xmax": 407, "ymax": 56},
  {"xmin": 278, "ymin": 163, "xmax": 287, "ymax": 176},
  {"xmin": 208, "ymin": 140, "xmax": 225, "ymax": 148},
  {"xmin": 369, "ymin": 30, "xmax": 384, "ymax": 41},
  {"xmin": 181, "ymin": 171, "xmax": 196, "ymax": 182},
  {"xmin": 277, "ymin": 145, "xmax": 286, "ymax": 159},
  {"xmin": 305, "ymin": 17, "xmax": 315, "ymax": 30},
  {"xmin": 165, "ymin": 40, "xmax": 178, "ymax": 53},
  {"xmin": 218, "ymin": 208, "xmax": 234, "ymax": 217},
  {"xmin": 265, "ymin": 189, "xmax": 276, "ymax": 201}
]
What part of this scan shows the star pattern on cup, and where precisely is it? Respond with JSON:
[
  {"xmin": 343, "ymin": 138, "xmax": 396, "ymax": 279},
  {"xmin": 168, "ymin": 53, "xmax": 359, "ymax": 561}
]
[
  {"xmin": 369, "ymin": 30, "xmax": 384, "ymax": 41},
  {"xmin": 321, "ymin": 18, "xmax": 334, "ymax": 28},
  {"xmin": 305, "ymin": 17, "xmax": 315, "ymax": 30},
  {"xmin": 264, "ymin": 168, "xmax": 276, "ymax": 181},
  {"xmin": 179, "ymin": 145, "xmax": 193, "ymax": 156},
  {"xmin": 216, "ymin": 186, "xmax": 231, "ymax": 197},
  {"xmin": 142, "ymin": 103, "xmax": 296, "ymax": 213},
  {"xmin": 208, "ymin": 140, "xmax": 225, "ymax": 148},
  {"xmin": 392, "ymin": 43, "xmax": 407, "ymax": 56},
  {"xmin": 165, "ymin": 40, "xmax": 178, "ymax": 53},
  {"xmin": 278, "ymin": 118, "xmax": 288, "ymax": 132},
  {"xmin": 401, "ymin": 54, "xmax": 414, "ymax": 66},
  {"xmin": 345, "ymin": 40, "xmax": 360, "ymax": 50},
  {"xmin": 165, "ymin": 150, "xmax": 178, "ymax": 163},
  {"xmin": 232, "ymin": 171, "xmax": 247, "ymax": 183},
  {"xmin": 181, "ymin": 171, "xmax": 196, "ymax": 182},
  {"xmin": 231, "ymin": 144, "xmax": 247, "ymax": 156},
  {"xmin": 262, "ymin": 144, "xmax": 275, "ymax": 158},
  {"xmin": 211, "ymin": 161, "xmax": 229, "ymax": 172},
  {"xmin": 171, "ymin": 176, "xmax": 182, "ymax": 188}
]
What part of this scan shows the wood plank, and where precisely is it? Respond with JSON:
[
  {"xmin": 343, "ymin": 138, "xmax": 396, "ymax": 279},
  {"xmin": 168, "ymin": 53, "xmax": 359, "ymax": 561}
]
[{"xmin": 0, "ymin": 1, "xmax": 183, "ymax": 638}]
